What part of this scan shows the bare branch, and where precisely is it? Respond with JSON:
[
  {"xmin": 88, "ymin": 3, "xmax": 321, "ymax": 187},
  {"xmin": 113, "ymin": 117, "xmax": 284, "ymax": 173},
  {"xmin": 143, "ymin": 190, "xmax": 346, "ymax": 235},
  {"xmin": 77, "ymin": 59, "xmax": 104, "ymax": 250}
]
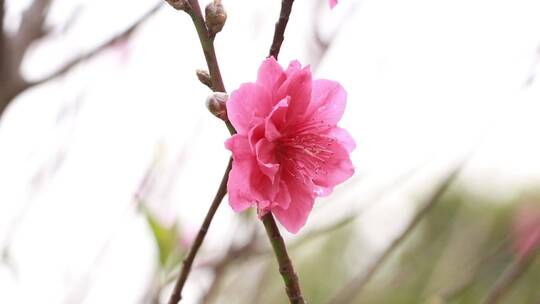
[
  {"xmin": 25, "ymin": 2, "xmax": 163, "ymax": 89},
  {"xmin": 262, "ymin": 213, "xmax": 305, "ymax": 304},
  {"xmin": 0, "ymin": 75, "xmax": 29, "ymax": 115},
  {"xmin": 268, "ymin": 0, "xmax": 295, "ymax": 59},
  {"xmin": 13, "ymin": 0, "xmax": 52, "ymax": 66},
  {"xmin": 168, "ymin": 158, "xmax": 232, "ymax": 304},
  {"xmin": 0, "ymin": 0, "xmax": 5, "ymax": 53}
]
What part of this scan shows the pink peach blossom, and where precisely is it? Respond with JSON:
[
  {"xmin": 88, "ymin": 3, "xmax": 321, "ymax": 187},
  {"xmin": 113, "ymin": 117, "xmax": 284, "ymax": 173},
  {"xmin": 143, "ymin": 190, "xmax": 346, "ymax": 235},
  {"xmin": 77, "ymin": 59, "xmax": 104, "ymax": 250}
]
[
  {"xmin": 329, "ymin": 0, "xmax": 338, "ymax": 9},
  {"xmin": 225, "ymin": 57, "xmax": 355, "ymax": 233},
  {"xmin": 512, "ymin": 203, "xmax": 540, "ymax": 259}
]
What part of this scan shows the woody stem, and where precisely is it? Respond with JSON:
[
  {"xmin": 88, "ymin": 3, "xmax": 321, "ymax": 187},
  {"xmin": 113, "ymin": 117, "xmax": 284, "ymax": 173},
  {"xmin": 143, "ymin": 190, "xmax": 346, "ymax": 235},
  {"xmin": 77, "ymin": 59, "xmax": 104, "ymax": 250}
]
[{"xmin": 261, "ymin": 213, "xmax": 305, "ymax": 304}]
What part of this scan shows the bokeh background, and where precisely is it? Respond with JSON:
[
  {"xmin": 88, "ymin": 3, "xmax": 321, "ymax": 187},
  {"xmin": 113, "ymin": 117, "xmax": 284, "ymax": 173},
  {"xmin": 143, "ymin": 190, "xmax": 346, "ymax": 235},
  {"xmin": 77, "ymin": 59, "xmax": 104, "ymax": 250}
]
[{"xmin": 1, "ymin": 0, "xmax": 540, "ymax": 303}]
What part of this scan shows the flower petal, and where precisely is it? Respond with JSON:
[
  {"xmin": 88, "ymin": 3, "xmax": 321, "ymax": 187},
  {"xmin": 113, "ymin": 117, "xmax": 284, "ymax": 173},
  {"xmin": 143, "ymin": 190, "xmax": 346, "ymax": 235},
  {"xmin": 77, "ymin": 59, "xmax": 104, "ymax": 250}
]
[
  {"xmin": 273, "ymin": 180, "xmax": 291, "ymax": 210},
  {"xmin": 277, "ymin": 63, "xmax": 312, "ymax": 122},
  {"xmin": 227, "ymin": 83, "xmax": 273, "ymax": 135},
  {"xmin": 225, "ymin": 134, "xmax": 252, "ymax": 159},
  {"xmin": 272, "ymin": 173, "xmax": 315, "ymax": 233},
  {"xmin": 312, "ymin": 139, "xmax": 354, "ymax": 191},
  {"xmin": 227, "ymin": 158, "xmax": 256, "ymax": 212},
  {"xmin": 257, "ymin": 57, "xmax": 286, "ymax": 94},
  {"xmin": 226, "ymin": 135, "xmax": 279, "ymax": 211},
  {"xmin": 303, "ymin": 79, "xmax": 347, "ymax": 128},
  {"xmin": 265, "ymin": 97, "xmax": 290, "ymax": 142},
  {"xmin": 225, "ymin": 135, "xmax": 256, "ymax": 212},
  {"xmin": 325, "ymin": 127, "xmax": 356, "ymax": 153},
  {"xmin": 329, "ymin": 0, "xmax": 338, "ymax": 9},
  {"xmin": 255, "ymin": 138, "xmax": 279, "ymax": 183}
]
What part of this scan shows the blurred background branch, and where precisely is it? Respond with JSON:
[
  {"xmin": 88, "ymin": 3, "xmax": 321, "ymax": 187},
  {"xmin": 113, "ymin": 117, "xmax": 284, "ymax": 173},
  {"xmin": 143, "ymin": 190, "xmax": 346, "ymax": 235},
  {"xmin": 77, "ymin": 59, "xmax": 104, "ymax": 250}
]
[
  {"xmin": 328, "ymin": 159, "xmax": 467, "ymax": 304},
  {"xmin": 0, "ymin": 0, "xmax": 163, "ymax": 117}
]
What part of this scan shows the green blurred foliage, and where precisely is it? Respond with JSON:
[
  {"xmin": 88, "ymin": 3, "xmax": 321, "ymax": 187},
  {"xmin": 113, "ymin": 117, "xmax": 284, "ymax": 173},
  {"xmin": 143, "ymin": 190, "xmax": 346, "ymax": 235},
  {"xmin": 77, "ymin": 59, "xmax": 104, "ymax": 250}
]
[
  {"xmin": 142, "ymin": 206, "xmax": 184, "ymax": 274},
  {"xmin": 208, "ymin": 189, "xmax": 540, "ymax": 304}
]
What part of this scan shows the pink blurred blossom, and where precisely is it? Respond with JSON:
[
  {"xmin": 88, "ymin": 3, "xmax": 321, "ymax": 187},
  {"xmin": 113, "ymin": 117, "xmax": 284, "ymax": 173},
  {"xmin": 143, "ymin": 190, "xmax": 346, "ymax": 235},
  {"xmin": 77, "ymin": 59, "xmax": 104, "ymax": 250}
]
[
  {"xmin": 329, "ymin": 0, "xmax": 338, "ymax": 9},
  {"xmin": 512, "ymin": 203, "xmax": 540, "ymax": 259},
  {"xmin": 225, "ymin": 57, "xmax": 355, "ymax": 233}
]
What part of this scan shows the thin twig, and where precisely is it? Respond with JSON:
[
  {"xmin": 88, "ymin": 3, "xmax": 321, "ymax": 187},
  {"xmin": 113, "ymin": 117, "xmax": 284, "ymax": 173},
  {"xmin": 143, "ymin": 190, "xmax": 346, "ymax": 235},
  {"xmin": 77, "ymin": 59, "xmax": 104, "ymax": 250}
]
[
  {"xmin": 185, "ymin": 0, "xmax": 225, "ymax": 92},
  {"xmin": 0, "ymin": 0, "xmax": 5, "ymax": 70},
  {"xmin": 164, "ymin": 0, "xmax": 239, "ymax": 301},
  {"xmin": 168, "ymin": 158, "xmax": 232, "ymax": 304},
  {"xmin": 483, "ymin": 247, "xmax": 540, "ymax": 304},
  {"xmin": 328, "ymin": 162, "xmax": 467, "ymax": 304},
  {"xmin": 268, "ymin": 0, "xmax": 295, "ymax": 59},
  {"xmin": 13, "ymin": 0, "xmax": 52, "ymax": 66},
  {"xmin": 26, "ymin": 2, "xmax": 163, "ymax": 89},
  {"xmin": 262, "ymin": 213, "xmax": 305, "ymax": 304},
  {"xmin": 179, "ymin": 0, "xmax": 235, "ymax": 133}
]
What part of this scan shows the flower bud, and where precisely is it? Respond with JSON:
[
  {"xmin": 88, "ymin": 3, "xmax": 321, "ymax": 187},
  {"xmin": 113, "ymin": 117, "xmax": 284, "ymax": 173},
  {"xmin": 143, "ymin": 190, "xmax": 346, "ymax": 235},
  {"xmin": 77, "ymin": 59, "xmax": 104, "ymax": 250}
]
[
  {"xmin": 205, "ymin": 0, "xmax": 227, "ymax": 36},
  {"xmin": 196, "ymin": 69, "xmax": 213, "ymax": 89},
  {"xmin": 206, "ymin": 92, "xmax": 228, "ymax": 121},
  {"xmin": 165, "ymin": 0, "xmax": 189, "ymax": 11}
]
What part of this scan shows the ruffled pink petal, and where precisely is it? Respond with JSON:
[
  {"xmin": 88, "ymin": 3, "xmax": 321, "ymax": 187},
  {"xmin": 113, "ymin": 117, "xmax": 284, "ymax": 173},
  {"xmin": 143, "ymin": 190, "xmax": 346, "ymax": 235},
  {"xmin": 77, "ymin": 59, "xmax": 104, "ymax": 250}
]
[
  {"xmin": 255, "ymin": 138, "xmax": 279, "ymax": 183},
  {"xmin": 225, "ymin": 135, "xmax": 256, "ymax": 212},
  {"xmin": 227, "ymin": 159, "xmax": 256, "ymax": 212},
  {"xmin": 257, "ymin": 57, "xmax": 286, "ymax": 94},
  {"xmin": 226, "ymin": 135, "xmax": 280, "ymax": 211},
  {"xmin": 329, "ymin": 0, "xmax": 338, "ymax": 9},
  {"xmin": 285, "ymin": 60, "xmax": 302, "ymax": 77},
  {"xmin": 277, "ymin": 63, "xmax": 312, "ymax": 122},
  {"xmin": 325, "ymin": 127, "xmax": 356, "ymax": 153},
  {"xmin": 272, "ymin": 173, "xmax": 315, "ymax": 233},
  {"xmin": 273, "ymin": 180, "xmax": 291, "ymax": 210},
  {"xmin": 225, "ymin": 134, "xmax": 252, "ymax": 160},
  {"xmin": 312, "ymin": 138, "xmax": 354, "ymax": 190},
  {"xmin": 227, "ymin": 83, "xmax": 273, "ymax": 135},
  {"xmin": 303, "ymin": 79, "xmax": 347, "ymax": 129},
  {"xmin": 265, "ymin": 97, "xmax": 289, "ymax": 142},
  {"xmin": 248, "ymin": 122, "xmax": 265, "ymax": 153}
]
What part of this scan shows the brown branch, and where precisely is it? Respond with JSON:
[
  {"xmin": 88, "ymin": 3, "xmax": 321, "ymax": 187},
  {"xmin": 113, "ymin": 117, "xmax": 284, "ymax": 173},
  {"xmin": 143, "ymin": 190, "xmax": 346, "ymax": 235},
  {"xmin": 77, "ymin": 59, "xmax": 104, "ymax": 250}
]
[
  {"xmin": 268, "ymin": 0, "xmax": 295, "ymax": 59},
  {"xmin": 25, "ymin": 2, "xmax": 163, "ymax": 89},
  {"xmin": 0, "ymin": 0, "xmax": 5, "ymax": 66},
  {"xmin": 328, "ymin": 163, "xmax": 467, "ymax": 304},
  {"xmin": 176, "ymin": 0, "xmax": 235, "ymax": 133},
  {"xmin": 165, "ymin": 0, "xmax": 238, "ymax": 302},
  {"xmin": 168, "ymin": 158, "xmax": 232, "ymax": 304},
  {"xmin": 185, "ymin": 0, "xmax": 225, "ymax": 92},
  {"xmin": 262, "ymin": 213, "xmax": 305, "ymax": 304},
  {"xmin": 0, "ymin": 0, "xmax": 4, "ymax": 28},
  {"xmin": 12, "ymin": 0, "xmax": 52, "ymax": 66},
  {"xmin": 483, "ymin": 247, "xmax": 540, "ymax": 304}
]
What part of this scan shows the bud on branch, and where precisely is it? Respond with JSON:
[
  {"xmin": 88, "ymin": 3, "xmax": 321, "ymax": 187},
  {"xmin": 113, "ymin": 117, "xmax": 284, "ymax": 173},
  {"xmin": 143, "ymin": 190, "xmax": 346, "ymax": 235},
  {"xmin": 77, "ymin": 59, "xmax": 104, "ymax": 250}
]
[
  {"xmin": 205, "ymin": 0, "xmax": 227, "ymax": 37},
  {"xmin": 165, "ymin": 0, "xmax": 189, "ymax": 11},
  {"xmin": 196, "ymin": 69, "xmax": 213, "ymax": 90},
  {"xmin": 206, "ymin": 92, "xmax": 228, "ymax": 121}
]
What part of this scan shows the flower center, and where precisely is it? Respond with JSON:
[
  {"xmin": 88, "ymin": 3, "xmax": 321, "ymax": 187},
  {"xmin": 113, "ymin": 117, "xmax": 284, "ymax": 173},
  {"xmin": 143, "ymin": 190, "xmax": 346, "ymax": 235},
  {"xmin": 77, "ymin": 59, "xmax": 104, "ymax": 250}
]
[{"xmin": 277, "ymin": 133, "xmax": 336, "ymax": 183}]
